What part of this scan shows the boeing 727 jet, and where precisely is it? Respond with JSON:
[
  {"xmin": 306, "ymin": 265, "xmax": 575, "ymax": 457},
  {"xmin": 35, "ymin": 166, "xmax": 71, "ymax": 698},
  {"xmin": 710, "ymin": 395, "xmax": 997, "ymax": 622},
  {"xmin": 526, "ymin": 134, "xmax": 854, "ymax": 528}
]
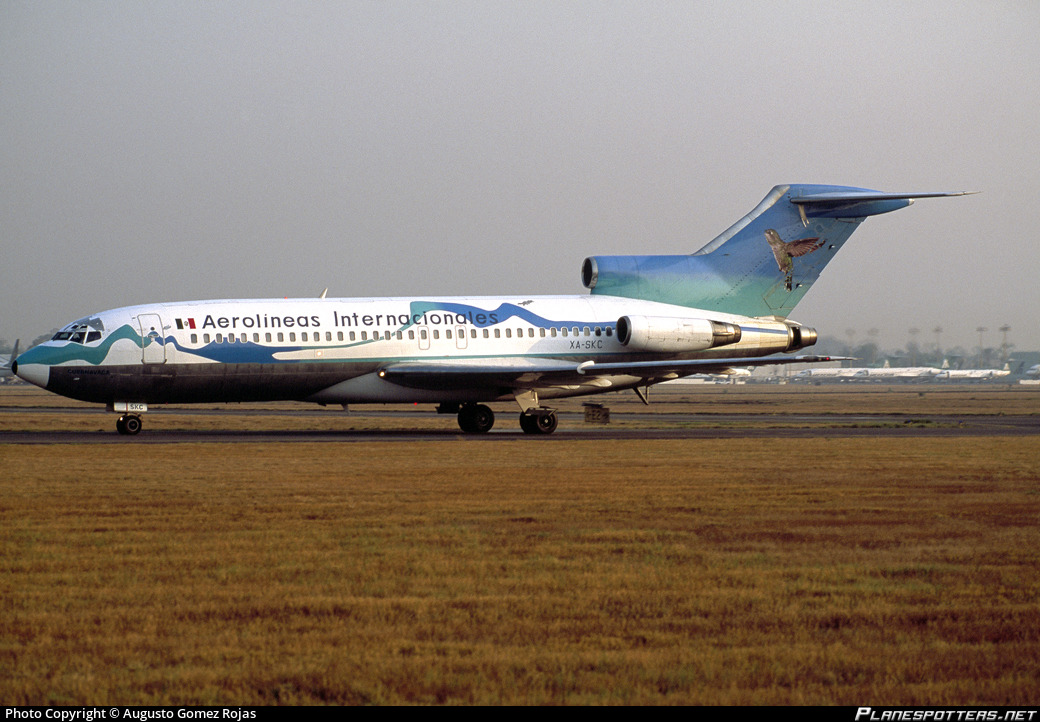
[{"xmin": 13, "ymin": 184, "xmax": 973, "ymax": 435}]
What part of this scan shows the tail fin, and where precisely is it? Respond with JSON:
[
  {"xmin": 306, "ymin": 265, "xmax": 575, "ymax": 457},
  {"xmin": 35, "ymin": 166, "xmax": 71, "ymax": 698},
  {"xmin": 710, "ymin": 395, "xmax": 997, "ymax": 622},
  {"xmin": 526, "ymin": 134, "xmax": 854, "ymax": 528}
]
[{"xmin": 582, "ymin": 184, "xmax": 975, "ymax": 318}]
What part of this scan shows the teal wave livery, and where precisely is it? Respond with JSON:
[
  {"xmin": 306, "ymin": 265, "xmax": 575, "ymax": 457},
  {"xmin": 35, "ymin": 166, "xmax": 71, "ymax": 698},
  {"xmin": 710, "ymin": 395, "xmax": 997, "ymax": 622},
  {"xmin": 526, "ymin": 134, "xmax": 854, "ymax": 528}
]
[{"xmin": 14, "ymin": 184, "xmax": 974, "ymax": 435}]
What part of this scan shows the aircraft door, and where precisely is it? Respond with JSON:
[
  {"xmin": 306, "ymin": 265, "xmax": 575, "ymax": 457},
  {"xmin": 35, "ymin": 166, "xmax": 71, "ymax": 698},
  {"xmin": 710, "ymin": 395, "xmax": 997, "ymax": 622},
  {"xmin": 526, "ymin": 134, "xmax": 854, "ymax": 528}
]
[
  {"xmin": 417, "ymin": 325, "xmax": 430, "ymax": 351},
  {"xmin": 136, "ymin": 314, "xmax": 166, "ymax": 364},
  {"xmin": 455, "ymin": 326, "xmax": 468, "ymax": 350}
]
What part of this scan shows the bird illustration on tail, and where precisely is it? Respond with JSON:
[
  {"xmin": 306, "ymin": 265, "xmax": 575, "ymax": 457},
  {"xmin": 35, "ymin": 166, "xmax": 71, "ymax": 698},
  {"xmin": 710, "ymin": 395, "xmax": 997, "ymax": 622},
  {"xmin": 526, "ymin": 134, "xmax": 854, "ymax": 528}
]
[{"xmin": 764, "ymin": 229, "xmax": 823, "ymax": 291}]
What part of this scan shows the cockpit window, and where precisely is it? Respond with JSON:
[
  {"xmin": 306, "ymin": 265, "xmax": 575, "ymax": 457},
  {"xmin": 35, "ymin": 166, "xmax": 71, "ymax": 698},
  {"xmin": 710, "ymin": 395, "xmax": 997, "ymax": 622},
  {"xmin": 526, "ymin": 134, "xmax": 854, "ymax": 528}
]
[{"xmin": 52, "ymin": 317, "xmax": 105, "ymax": 344}]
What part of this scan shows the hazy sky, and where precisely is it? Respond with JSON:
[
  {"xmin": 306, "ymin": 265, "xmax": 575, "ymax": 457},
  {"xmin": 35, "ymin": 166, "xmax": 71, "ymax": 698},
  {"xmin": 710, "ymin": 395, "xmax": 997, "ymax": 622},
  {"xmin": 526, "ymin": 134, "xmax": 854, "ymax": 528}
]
[{"xmin": 3, "ymin": 1, "xmax": 1038, "ymax": 353}]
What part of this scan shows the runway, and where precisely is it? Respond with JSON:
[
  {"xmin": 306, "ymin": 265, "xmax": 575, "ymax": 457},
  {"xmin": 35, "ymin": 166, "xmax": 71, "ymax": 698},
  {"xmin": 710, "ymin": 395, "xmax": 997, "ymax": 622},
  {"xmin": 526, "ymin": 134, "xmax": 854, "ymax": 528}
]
[{"xmin": 3, "ymin": 408, "xmax": 1039, "ymax": 444}]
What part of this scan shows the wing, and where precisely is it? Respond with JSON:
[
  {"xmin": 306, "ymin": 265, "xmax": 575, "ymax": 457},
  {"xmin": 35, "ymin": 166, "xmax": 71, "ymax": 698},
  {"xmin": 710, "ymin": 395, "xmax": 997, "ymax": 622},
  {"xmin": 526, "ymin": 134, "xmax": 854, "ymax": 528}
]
[
  {"xmin": 785, "ymin": 237, "xmax": 822, "ymax": 257},
  {"xmin": 377, "ymin": 355, "xmax": 850, "ymax": 391}
]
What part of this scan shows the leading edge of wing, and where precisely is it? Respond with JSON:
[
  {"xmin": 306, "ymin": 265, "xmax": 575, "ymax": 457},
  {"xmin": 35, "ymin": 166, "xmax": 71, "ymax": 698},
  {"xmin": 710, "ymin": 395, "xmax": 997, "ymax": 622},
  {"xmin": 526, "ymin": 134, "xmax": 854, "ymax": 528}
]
[{"xmin": 377, "ymin": 355, "xmax": 851, "ymax": 390}]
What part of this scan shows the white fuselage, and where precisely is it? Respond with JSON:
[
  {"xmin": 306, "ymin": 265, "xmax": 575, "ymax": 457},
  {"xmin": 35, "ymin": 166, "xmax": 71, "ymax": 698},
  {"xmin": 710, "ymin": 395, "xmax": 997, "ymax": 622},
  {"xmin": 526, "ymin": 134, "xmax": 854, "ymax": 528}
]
[{"xmin": 17, "ymin": 294, "xmax": 805, "ymax": 406}]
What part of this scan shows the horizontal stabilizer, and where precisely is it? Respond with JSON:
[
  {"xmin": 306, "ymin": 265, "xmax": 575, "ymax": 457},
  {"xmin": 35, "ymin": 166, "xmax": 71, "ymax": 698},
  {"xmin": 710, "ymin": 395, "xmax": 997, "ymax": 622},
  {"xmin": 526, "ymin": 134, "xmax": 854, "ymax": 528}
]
[
  {"xmin": 792, "ymin": 189, "xmax": 978, "ymax": 218},
  {"xmin": 792, "ymin": 190, "xmax": 977, "ymax": 204}
]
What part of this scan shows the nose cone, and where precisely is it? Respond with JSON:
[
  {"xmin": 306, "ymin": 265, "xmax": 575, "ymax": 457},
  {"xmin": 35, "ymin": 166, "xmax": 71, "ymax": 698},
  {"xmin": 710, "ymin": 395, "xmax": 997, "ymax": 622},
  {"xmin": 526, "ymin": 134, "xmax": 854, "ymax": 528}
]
[{"xmin": 13, "ymin": 346, "xmax": 52, "ymax": 389}]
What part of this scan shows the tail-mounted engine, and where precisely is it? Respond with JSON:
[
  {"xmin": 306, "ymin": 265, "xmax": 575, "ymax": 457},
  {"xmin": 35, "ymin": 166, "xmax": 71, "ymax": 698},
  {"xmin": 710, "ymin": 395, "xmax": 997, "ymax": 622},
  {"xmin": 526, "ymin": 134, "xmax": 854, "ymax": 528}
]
[
  {"xmin": 616, "ymin": 315, "xmax": 816, "ymax": 355},
  {"xmin": 616, "ymin": 315, "xmax": 742, "ymax": 353}
]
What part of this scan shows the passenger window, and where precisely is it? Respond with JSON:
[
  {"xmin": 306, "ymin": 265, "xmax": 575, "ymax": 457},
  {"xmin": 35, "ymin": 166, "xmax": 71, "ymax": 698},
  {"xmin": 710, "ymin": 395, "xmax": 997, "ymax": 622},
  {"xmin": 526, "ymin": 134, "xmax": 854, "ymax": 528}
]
[
  {"xmin": 253, "ymin": 333, "xmax": 259, "ymax": 342},
  {"xmin": 505, "ymin": 329, "xmax": 511, "ymax": 338},
  {"xmin": 326, "ymin": 332, "xmax": 332, "ymax": 342},
  {"xmin": 482, "ymin": 329, "xmax": 489, "ymax": 338},
  {"xmin": 337, "ymin": 332, "xmax": 344, "ymax": 341},
  {"xmin": 385, "ymin": 331, "xmax": 391, "ymax": 340},
  {"xmin": 550, "ymin": 328, "xmax": 557, "ymax": 337},
  {"xmin": 446, "ymin": 330, "xmax": 452, "ymax": 339},
  {"xmin": 572, "ymin": 327, "xmax": 579, "ymax": 336},
  {"xmin": 216, "ymin": 334, "xmax": 223, "ymax": 343},
  {"xmin": 561, "ymin": 328, "xmax": 568, "ymax": 337},
  {"xmin": 471, "ymin": 329, "xmax": 477, "ymax": 338},
  {"xmin": 228, "ymin": 335, "xmax": 235, "ymax": 344},
  {"xmin": 361, "ymin": 331, "xmax": 367, "ymax": 341},
  {"xmin": 408, "ymin": 330, "xmax": 414, "ymax": 340},
  {"xmin": 528, "ymin": 328, "xmax": 535, "ymax": 337},
  {"xmin": 606, "ymin": 327, "xmax": 613, "ymax": 337},
  {"xmin": 277, "ymin": 332, "xmax": 284, "ymax": 342},
  {"xmin": 289, "ymin": 332, "xmax": 296, "ymax": 342},
  {"xmin": 191, "ymin": 333, "xmax": 198, "ymax": 344},
  {"xmin": 302, "ymin": 332, "xmax": 308, "ymax": 342},
  {"xmin": 241, "ymin": 333, "xmax": 247, "ymax": 342},
  {"xmin": 350, "ymin": 332, "xmax": 356, "ymax": 341},
  {"xmin": 420, "ymin": 330, "xmax": 427, "ymax": 340},
  {"xmin": 265, "ymin": 333, "xmax": 272, "ymax": 342},
  {"xmin": 204, "ymin": 334, "xmax": 211, "ymax": 343},
  {"xmin": 583, "ymin": 327, "xmax": 590, "ymax": 336},
  {"xmin": 595, "ymin": 327, "xmax": 601, "ymax": 336},
  {"xmin": 494, "ymin": 329, "xmax": 501, "ymax": 338},
  {"xmin": 433, "ymin": 330, "xmax": 440, "ymax": 340}
]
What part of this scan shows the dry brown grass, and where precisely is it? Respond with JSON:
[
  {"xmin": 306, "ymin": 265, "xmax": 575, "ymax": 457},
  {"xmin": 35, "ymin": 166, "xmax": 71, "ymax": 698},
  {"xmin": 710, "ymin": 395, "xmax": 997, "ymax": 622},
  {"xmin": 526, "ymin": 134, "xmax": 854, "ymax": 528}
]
[{"xmin": 2, "ymin": 426, "xmax": 1039, "ymax": 704}]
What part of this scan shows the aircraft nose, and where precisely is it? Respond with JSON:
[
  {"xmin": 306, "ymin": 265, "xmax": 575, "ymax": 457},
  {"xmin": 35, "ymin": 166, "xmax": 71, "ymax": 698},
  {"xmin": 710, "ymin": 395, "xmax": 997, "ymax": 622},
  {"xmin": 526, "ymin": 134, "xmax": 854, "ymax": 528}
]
[{"xmin": 13, "ymin": 348, "xmax": 51, "ymax": 389}]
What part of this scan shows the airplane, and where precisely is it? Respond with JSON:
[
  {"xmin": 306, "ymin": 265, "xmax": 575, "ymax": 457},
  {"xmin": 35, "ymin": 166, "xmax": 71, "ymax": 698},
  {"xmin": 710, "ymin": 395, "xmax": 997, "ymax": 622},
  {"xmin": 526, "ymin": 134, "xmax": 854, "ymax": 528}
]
[
  {"xmin": 793, "ymin": 365, "xmax": 864, "ymax": 382},
  {"xmin": 793, "ymin": 359, "xmax": 942, "ymax": 383},
  {"xmin": 851, "ymin": 359, "xmax": 944, "ymax": 381},
  {"xmin": 935, "ymin": 361, "xmax": 1011, "ymax": 381},
  {"xmin": 13, "ymin": 184, "xmax": 973, "ymax": 435},
  {"xmin": 0, "ymin": 340, "xmax": 20, "ymax": 383}
]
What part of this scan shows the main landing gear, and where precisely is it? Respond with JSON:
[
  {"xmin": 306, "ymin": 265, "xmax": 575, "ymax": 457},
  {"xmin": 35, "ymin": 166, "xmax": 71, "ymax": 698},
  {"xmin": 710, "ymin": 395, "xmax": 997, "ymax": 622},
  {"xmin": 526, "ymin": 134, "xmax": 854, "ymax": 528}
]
[
  {"xmin": 457, "ymin": 403, "xmax": 495, "ymax": 433},
  {"xmin": 519, "ymin": 409, "xmax": 558, "ymax": 435},
  {"xmin": 454, "ymin": 403, "xmax": 559, "ymax": 435},
  {"xmin": 115, "ymin": 414, "xmax": 142, "ymax": 435}
]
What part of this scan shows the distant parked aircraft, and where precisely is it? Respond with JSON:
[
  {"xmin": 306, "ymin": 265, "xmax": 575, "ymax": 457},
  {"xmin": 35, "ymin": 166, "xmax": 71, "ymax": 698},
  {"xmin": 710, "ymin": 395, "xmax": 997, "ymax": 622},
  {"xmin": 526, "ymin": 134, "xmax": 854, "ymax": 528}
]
[
  {"xmin": 935, "ymin": 361, "xmax": 1011, "ymax": 381},
  {"xmin": 0, "ymin": 340, "xmax": 20, "ymax": 382}
]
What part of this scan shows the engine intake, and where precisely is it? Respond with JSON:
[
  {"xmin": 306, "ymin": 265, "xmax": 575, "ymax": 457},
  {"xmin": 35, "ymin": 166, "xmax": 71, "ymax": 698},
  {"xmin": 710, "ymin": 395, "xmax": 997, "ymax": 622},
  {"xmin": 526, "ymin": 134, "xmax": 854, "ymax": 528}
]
[{"xmin": 616, "ymin": 315, "xmax": 742, "ymax": 353}]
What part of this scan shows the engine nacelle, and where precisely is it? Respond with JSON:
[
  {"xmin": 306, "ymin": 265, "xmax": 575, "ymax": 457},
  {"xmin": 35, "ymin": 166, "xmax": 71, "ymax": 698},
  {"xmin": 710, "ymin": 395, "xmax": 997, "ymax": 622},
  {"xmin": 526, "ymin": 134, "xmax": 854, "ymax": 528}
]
[{"xmin": 616, "ymin": 315, "xmax": 742, "ymax": 353}]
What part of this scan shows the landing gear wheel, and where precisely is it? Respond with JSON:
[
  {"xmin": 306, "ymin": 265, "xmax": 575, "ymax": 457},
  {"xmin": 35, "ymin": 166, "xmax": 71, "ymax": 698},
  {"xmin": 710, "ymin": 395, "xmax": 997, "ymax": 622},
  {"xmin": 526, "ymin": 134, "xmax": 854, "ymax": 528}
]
[
  {"xmin": 458, "ymin": 404, "xmax": 494, "ymax": 433},
  {"xmin": 116, "ymin": 414, "xmax": 142, "ymax": 435},
  {"xmin": 520, "ymin": 411, "xmax": 558, "ymax": 435}
]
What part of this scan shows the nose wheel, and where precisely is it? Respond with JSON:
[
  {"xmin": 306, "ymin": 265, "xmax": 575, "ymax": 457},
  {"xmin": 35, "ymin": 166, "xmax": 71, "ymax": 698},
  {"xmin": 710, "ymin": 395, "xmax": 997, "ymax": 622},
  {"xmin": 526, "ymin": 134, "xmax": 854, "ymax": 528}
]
[{"xmin": 116, "ymin": 414, "xmax": 142, "ymax": 435}]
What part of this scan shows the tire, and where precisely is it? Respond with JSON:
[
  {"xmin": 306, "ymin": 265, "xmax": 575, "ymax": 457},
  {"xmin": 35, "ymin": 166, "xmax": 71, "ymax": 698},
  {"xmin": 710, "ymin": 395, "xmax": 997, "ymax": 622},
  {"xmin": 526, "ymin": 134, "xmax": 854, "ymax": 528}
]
[
  {"xmin": 458, "ymin": 404, "xmax": 494, "ymax": 433},
  {"xmin": 123, "ymin": 415, "xmax": 142, "ymax": 435},
  {"xmin": 534, "ymin": 412, "xmax": 557, "ymax": 435},
  {"xmin": 519, "ymin": 413, "xmax": 537, "ymax": 434},
  {"xmin": 520, "ymin": 411, "xmax": 557, "ymax": 435}
]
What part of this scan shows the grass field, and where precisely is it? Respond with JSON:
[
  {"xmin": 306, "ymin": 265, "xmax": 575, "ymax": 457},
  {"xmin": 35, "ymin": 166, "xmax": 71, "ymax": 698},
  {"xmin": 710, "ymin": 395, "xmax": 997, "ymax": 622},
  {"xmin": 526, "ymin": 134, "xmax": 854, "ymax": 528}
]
[{"xmin": 1, "ymin": 387, "xmax": 1039, "ymax": 704}]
